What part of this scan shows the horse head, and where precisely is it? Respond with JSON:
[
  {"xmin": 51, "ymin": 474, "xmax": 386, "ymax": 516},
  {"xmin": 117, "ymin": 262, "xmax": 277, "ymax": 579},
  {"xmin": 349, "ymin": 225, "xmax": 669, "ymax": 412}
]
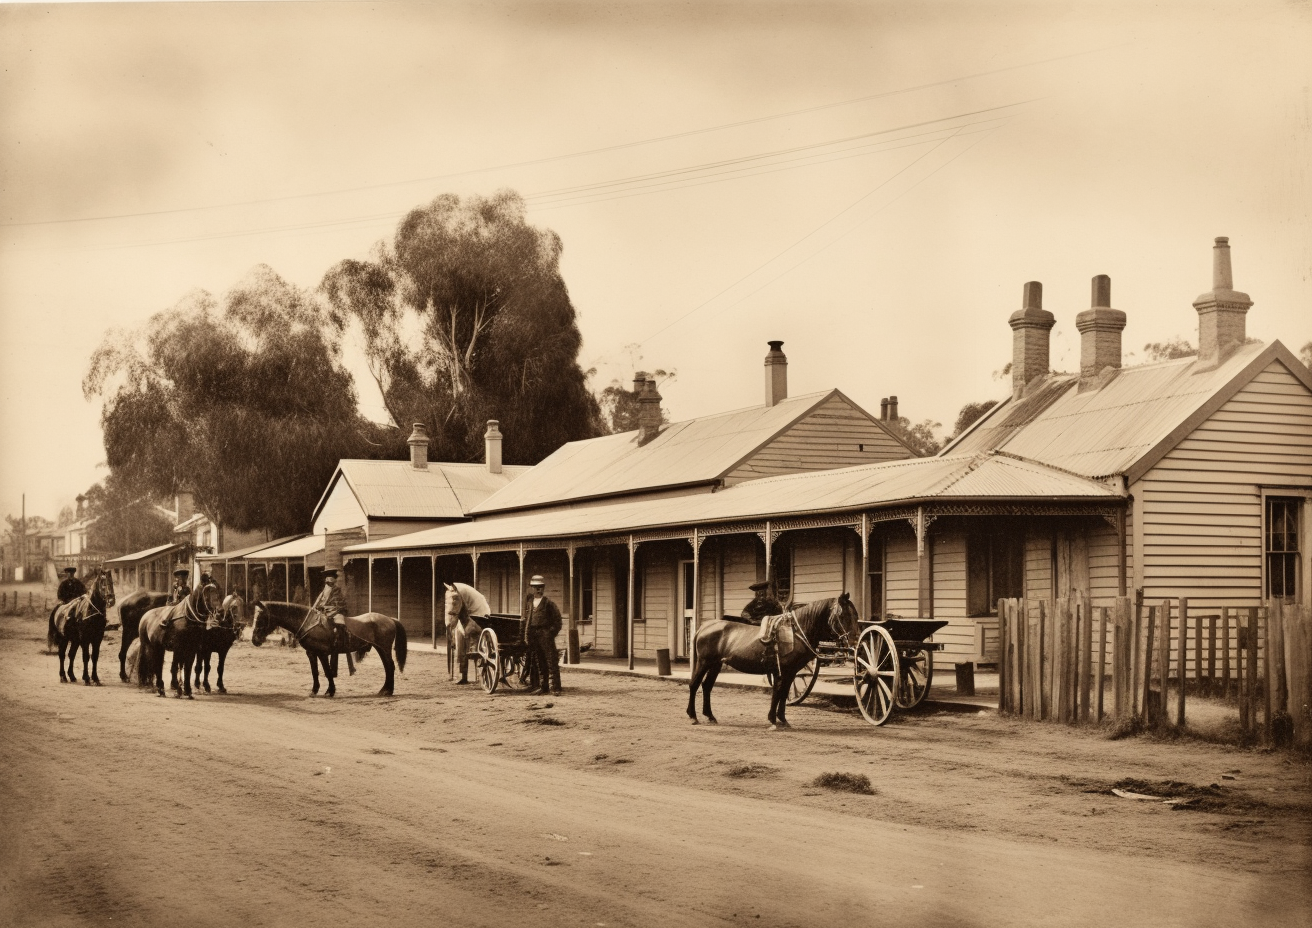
[
  {"xmin": 197, "ymin": 579, "xmax": 221, "ymax": 617},
  {"xmin": 250, "ymin": 602, "xmax": 271, "ymax": 647},
  {"xmin": 94, "ymin": 568, "xmax": 116, "ymax": 609},
  {"xmin": 829, "ymin": 592, "xmax": 862, "ymax": 646},
  {"xmin": 222, "ymin": 592, "xmax": 248, "ymax": 628},
  {"xmin": 443, "ymin": 584, "xmax": 464, "ymax": 630}
]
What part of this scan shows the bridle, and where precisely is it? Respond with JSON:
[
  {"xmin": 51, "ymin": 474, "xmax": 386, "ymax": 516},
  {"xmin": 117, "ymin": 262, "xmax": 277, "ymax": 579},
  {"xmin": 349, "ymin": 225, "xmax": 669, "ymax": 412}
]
[{"xmin": 185, "ymin": 583, "xmax": 219, "ymax": 626}]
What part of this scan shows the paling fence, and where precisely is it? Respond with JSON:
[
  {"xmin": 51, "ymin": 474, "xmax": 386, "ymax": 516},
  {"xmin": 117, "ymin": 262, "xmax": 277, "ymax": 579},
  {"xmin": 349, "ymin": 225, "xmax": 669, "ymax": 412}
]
[{"xmin": 996, "ymin": 593, "xmax": 1312, "ymax": 747}]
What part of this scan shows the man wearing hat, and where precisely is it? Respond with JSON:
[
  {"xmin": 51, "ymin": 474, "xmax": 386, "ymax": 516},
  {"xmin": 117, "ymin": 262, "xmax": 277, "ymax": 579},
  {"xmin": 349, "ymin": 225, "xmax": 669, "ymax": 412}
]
[
  {"xmin": 57, "ymin": 567, "xmax": 86, "ymax": 605},
  {"xmin": 167, "ymin": 568, "xmax": 192, "ymax": 606},
  {"xmin": 523, "ymin": 575, "xmax": 562, "ymax": 695},
  {"xmin": 739, "ymin": 580, "xmax": 782, "ymax": 625},
  {"xmin": 311, "ymin": 569, "xmax": 348, "ymax": 634}
]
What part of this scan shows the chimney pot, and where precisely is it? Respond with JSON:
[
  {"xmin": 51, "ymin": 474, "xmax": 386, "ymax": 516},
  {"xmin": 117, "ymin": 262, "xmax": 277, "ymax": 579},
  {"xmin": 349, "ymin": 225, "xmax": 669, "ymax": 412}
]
[
  {"xmin": 1193, "ymin": 236, "xmax": 1252, "ymax": 370},
  {"xmin": 636, "ymin": 376, "xmax": 663, "ymax": 445},
  {"xmin": 1008, "ymin": 281, "xmax": 1056, "ymax": 400},
  {"xmin": 1075, "ymin": 275, "xmax": 1127, "ymax": 392},
  {"xmin": 484, "ymin": 420, "xmax": 503, "ymax": 474},
  {"xmin": 888, "ymin": 395, "xmax": 899, "ymax": 421},
  {"xmin": 764, "ymin": 341, "xmax": 787, "ymax": 407},
  {"xmin": 880, "ymin": 397, "xmax": 889, "ymax": 421},
  {"xmin": 407, "ymin": 422, "xmax": 430, "ymax": 470}
]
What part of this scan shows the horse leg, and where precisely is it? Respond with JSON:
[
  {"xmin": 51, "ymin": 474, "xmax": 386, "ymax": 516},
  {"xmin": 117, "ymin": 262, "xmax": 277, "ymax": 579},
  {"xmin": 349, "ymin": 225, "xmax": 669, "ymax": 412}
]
[
  {"xmin": 90, "ymin": 636, "xmax": 102, "ymax": 685},
  {"xmin": 687, "ymin": 660, "xmax": 710, "ymax": 722},
  {"xmin": 323, "ymin": 654, "xmax": 336, "ymax": 698},
  {"xmin": 182, "ymin": 648, "xmax": 194, "ymax": 699},
  {"xmin": 308, "ymin": 652, "xmax": 320, "ymax": 695},
  {"xmin": 216, "ymin": 643, "xmax": 228, "ymax": 694},
  {"xmin": 79, "ymin": 640, "xmax": 90, "ymax": 684},
  {"xmin": 119, "ymin": 621, "xmax": 134, "ymax": 683},
  {"xmin": 57, "ymin": 637, "xmax": 68, "ymax": 682},
  {"xmin": 701, "ymin": 661, "xmax": 722, "ymax": 724},
  {"xmin": 378, "ymin": 647, "xmax": 394, "ymax": 697}
]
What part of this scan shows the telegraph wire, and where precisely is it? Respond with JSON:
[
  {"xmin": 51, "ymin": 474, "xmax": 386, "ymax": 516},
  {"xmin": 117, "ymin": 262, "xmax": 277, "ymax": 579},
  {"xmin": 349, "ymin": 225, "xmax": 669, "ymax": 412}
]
[{"xmin": 0, "ymin": 45, "xmax": 1105, "ymax": 229}]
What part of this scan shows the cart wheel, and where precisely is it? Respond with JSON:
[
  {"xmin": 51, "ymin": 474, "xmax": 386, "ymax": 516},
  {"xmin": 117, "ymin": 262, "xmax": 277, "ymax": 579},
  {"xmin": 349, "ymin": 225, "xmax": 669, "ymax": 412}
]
[
  {"xmin": 787, "ymin": 658, "xmax": 820, "ymax": 705},
  {"xmin": 895, "ymin": 647, "xmax": 933, "ymax": 709},
  {"xmin": 854, "ymin": 625, "xmax": 899, "ymax": 726},
  {"xmin": 476, "ymin": 628, "xmax": 501, "ymax": 694}
]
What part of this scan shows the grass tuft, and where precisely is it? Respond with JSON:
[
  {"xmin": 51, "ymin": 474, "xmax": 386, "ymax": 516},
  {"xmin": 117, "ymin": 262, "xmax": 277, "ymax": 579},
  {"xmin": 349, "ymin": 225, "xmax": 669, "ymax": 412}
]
[
  {"xmin": 812, "ymin": 772, "xmax": 876, "ymax": 795},
  {"xmin": 725, "ymin": 763, "xmax": 778, "ymax": 779}
]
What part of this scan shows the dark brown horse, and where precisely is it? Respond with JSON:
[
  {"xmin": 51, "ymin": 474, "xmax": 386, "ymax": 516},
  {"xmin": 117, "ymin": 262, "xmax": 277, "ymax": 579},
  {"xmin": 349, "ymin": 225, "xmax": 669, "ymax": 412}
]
[
  {"xmin": 190, "ymin": 592, "xmax": 247, "ymax": 693},
  {"xmin": 117, "ymin": 589, "xmax": 168, "ymax": 682},
  {"xmin": 134, "ymin": 580, "xmax": 221, "ymax": 698},
  {"xmin": 250, "ymin": 601, "xmax": 406, "ymax": 696},
  {"xmin": 48, "ymin": 569, "xmax": 116, "ymax": 684},
  {"xmin": 687, "ymin": 594, "xmax": 860, "ymax": 729}
]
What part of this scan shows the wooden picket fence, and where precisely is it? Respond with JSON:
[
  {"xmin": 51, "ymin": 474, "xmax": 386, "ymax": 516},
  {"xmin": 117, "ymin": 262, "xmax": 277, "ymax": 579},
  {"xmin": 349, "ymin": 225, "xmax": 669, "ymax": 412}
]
[{"xmin": 997, "ymin": 594, "xmax": 1312, "ymax": 747}]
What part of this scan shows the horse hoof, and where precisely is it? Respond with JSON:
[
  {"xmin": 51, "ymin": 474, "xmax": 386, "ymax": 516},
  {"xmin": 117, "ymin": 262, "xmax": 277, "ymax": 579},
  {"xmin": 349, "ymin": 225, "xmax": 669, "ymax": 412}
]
[
  {"xmin": 704, "ymin": 717, "xmax": 718, "ymax": 725},
  {"xmin": 119, "ymin": 673, "xmax": 128, "ymax": 683},
  {"xmin": 689, "ymin": 717, "xmax": 699, "ymax": 725},
  {"xmin": 217, "ymin": 686, "xmax": 227, "ymax": 694},
  {"xmin": 186, "ymin": 694, "xmax": 193, "ymax": 700},
  {"xmin": 203, "ymin": 683, "xmax": 211, "ymax": 693}
]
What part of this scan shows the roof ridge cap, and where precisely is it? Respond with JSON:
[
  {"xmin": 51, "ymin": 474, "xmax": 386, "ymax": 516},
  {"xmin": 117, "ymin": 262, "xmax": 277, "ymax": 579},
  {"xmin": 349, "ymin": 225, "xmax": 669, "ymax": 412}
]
[
  {"xmin": 929, "ymin": 453, "xmax": 991, "ymax": 496},
  {"xmin": 989, "ymin": 450, "xmax": 1118, "ymax": 489}
]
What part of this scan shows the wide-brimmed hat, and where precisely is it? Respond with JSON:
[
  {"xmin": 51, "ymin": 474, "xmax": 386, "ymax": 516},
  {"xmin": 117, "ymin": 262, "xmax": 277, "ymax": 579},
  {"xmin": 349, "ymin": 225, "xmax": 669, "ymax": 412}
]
[
  {"xmin": 748, "ymin": 580, "xmax": 770, "ymax": 592},
  {"xmin": 173, "ymin": 568, "xmax": 190, "ymax": 578},
  {"xmin": 323, "ymin": 569, "xmax": 339, "ymax": 578},
  {"xmin": 529, "ymin": 574, "xmax": 546, "ymax": 587},
  {"xmin": 62, "ymin": 567, "xmax": 77, "ymax": 576}
]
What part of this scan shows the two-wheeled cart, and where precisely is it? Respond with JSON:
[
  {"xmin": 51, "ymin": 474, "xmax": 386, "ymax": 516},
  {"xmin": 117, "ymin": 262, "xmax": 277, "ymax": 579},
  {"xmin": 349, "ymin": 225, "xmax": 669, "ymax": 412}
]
[
  {"xmin": 785, "ymin": 618, "xmax": 947, "ymax": 726},
  {"xmin": 468, "ymin": 613, "xmax": 534, "ymax": 694}
]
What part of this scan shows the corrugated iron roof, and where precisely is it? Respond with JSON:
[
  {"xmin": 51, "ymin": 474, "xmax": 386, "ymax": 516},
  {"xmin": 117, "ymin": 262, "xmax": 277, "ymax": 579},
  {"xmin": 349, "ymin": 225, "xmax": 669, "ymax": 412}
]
[
  {"xmin": 242, "ymin": 534, "xmax": 325, "ymax": 560},
  {"xmin": 347, "ymin": 452, "xmax": 1118, "ymax": 554},
  {"xmin": 948, "ymin": 340, "xmax": 1274, "ymax": 478},
  {"xmin": 469, "ymin": 390, "xmax": 866, "ymax": 515},
  {"xmin": 325, "ymin": 461, "xmax": 531, "ymax": 520},
  {"xmin": 196, "ymin": 536, "xmax": 301, "ymax": 561},
  {"xmin": 104, "ymin": 542, "xmax": 186, "ymax": 564}
]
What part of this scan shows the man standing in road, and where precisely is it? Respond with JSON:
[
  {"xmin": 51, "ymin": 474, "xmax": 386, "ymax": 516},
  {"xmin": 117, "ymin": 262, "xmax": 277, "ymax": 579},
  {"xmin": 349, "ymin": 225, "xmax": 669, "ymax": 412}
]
[
  {"xmin": 57, "ymin": 567, "xmax": 86, "ymax": 605},
  {"xmin": 523, "ymin": 575, "xmax": 562, "ymax": 695}
]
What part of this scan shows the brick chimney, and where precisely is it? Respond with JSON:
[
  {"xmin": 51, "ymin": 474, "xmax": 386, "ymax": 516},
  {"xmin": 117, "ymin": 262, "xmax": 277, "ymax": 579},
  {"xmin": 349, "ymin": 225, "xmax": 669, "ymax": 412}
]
[
  {"xmin": 880, "ymin": 397, "xmax": 889, "ymax": 420},
  {"xmin": 887, "ymin": 395, "xmax": 899, "ymax": 421},
  {"xmin": 75, "ymin": 494, "xmax": 86, "ymax": 520},
  {"xmin": 484, "ymin": 420, "xmax": 503, "ymax": 474},
  {"xmin": 1008, "ymin": 281, "xmax": 1055, "ymax": 400},
  {"xmin": 175, "ymin": 491, "xmax": 195, "ymax": 523},
  {"xmin": 635, "ymin": 373, "xmax": 663, "ymax": 445},
  {"xmin": 1075, "ymin": 274, "xmax": 1126, "ymax": 392},
  {"xmin": 764, "ymin": 341, "xmax": 787, "ymax": 407},
  {"xmin": 1193, "ymin": 237, "xmax": 1252, "ymax": 371},
  {"xmin": 407, "ymin": 422, "xmax": 429, "ymax": 470}
]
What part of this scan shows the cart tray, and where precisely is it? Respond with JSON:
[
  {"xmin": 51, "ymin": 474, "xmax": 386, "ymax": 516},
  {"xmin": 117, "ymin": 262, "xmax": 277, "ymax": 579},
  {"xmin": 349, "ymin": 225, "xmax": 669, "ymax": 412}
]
[{"xmin": 865, "ymin": 618, "xmax": 949, "ymax": 644}]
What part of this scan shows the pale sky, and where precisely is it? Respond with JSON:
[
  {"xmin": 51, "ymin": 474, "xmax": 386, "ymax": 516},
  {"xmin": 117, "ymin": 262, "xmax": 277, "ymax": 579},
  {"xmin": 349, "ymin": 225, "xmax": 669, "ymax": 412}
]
[{"xmin": 2, "ymin": 1, "xmax": 1309, "ymax": 522}]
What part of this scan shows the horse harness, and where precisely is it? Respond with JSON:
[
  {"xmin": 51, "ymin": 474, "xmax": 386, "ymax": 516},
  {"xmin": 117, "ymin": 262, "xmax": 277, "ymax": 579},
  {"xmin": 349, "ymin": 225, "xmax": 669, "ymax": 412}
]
[
  {"xmin": 758, "ymin": 599, "xmax": 845, "ymax": 674},
  {"xmin": 298, "ymin": 606, "xmax": 367, "ymax": 649}
]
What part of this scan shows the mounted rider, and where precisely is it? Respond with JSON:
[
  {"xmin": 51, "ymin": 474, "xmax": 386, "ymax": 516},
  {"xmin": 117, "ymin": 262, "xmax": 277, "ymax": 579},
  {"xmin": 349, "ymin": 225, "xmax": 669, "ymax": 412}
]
[
  {"xmin": 167, "ymin": 568, "xmax": 192, "ymax": 606},
  {"xmin": 311, "ymin": 569, "xmax": 348, "ymax": 641},
  {"xmin": 739, "ymin": 580, "xmax": 783, "ymax": 625},
  {"xmin": 57, "ymin": 567, "xmax": 87, "ymax": 605}
]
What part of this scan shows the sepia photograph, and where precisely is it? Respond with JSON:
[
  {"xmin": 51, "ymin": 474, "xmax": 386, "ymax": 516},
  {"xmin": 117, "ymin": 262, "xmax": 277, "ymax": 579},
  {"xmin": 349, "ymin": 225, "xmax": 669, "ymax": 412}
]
[{"xmin": 1, "ymin": 2, "xmax": 1310, "ymax": 926}]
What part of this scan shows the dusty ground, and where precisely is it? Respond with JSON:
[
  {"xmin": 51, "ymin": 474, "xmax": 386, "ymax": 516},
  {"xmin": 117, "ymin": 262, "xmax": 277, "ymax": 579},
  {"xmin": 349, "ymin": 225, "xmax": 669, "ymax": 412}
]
[{"xmin": 1, "ymin": 613, "xmax": 1308, "ymax": 928}]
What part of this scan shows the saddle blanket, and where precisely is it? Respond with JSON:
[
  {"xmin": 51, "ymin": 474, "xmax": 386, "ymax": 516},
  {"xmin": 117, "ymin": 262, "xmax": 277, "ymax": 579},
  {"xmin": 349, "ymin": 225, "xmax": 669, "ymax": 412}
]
[{"xmin": 759, "ymin": 613, "xmax": 796, "ymax": 654}]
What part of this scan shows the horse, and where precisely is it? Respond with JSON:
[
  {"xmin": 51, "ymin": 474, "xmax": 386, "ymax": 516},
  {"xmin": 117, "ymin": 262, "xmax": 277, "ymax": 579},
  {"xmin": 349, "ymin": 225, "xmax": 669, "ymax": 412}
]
[
  {"xmin": 687, "ymin": 593, "xmax": 861, "ymax": 729},
  {"xmin": 133, "ymin": 579, "xmax": 221, "ymax": 698},
  {"xmin": 250, "ymin": 601, "xmax": 406, "ymax": 697},
  {"xmin": 191, "ymin": 592, "xmax": 247, "ymax": 694},
  {"xmin": 48, "ymin": 568, "xmax": 116, "ymax": 684},
  {"xmin": 117, "ymin": 589, "xmax": 169, "ymax": 682}
]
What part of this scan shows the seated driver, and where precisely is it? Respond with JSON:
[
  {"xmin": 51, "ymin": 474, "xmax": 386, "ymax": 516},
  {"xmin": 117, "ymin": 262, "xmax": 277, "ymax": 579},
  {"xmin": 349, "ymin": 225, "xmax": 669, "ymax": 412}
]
[{"xmin": 740, "ymin": 580, "xmax": 783, "ymax": 626}]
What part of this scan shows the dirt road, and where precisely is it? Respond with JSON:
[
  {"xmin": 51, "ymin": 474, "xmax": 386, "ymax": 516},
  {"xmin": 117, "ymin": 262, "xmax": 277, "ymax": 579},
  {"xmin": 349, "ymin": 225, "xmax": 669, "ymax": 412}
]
[{"xmin": 1, "ymin": 614, "xmax": 1308, "ymax": 928}]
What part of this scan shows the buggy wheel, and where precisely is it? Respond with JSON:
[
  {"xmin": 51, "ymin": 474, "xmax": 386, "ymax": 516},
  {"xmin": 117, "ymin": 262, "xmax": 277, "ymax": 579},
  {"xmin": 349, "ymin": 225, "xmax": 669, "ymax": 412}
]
[
  {"xmin": 787, "ymin": 658, "xmax": 820, "ymax": 705},
  {"xmin": 854, "ymin": 625, "xmax": 899, "ymax": 726},
  {"xmin": 476, "ymin": 628, "xmax": 501, "ymax": 694},
  {"xmin": 896, "ymin": 647, "xmax": 933, "ymax": 709}
]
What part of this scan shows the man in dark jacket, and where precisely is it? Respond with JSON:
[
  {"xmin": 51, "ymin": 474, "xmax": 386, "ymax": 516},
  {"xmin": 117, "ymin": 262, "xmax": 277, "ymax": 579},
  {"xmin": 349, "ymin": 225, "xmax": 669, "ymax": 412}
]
[
  {"xmin": 523, "ymin": 575, "xmax": 562, "ymax": 695},
  {"xmin": 740, "ymin": 580, "xmax": 782, "ymax": 625},
  {"xmin": 167, "ymin": 568, "xmax": 192, "ymax": 606},
  {"xmin": 57, "ymin": 567, "xmax": 86, "ymax": 604}
]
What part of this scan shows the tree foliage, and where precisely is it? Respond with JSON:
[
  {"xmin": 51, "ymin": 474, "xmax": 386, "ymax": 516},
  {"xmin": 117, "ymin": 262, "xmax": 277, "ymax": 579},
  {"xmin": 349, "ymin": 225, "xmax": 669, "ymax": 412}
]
[
  {"xmin": 598, "ymin": 369, "xmax": 676, "ymax": 433},
  {"xmin": 84, "ymin": 266, "xmax": 369, "ymax": 538},
  {"xmin": 1142, "ymin": 337, "xmax": 1198, "ymax": 362},
  {"xmin": 321, "ymin": 190, "xmax": 604, "ymax": 464},
  {"xmin": 1300, "ymin": 341, "xmax": 1311, "ymax": 371},
  {"xmin": 887, "ymin": 417, "xmax": 943, "ymax": 457},
  {"xmin": 951, "ymin": 400, "xmax": 998, "ymax": 439},
  {"xmin": 81, "ymin": 473, "xmax": 175, "ymax": 556}
]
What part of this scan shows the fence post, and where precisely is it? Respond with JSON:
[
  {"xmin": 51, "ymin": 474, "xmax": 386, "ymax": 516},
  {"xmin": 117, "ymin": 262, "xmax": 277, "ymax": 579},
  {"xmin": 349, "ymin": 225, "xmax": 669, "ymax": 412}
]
[
  {"xmin": 1208, "ymin": 614, "xmax": 1217, "ymax": 696},
  {"xmin": 998, "ymin": 597, "xmax": 1009, "ymax": 714},
  {"xmin": 1193, "ymin": 605, "xmax": 1202, "ymax": 695},
  {"xmin": 1247, "ymin": 607, "xmax": 1259, "ymax": 740},
  {"xmin": 1222, "ymin": 607, "xmax": 1231, "ymax": 700},
  {"xmin": 1288, "ymin": 604, "xmax": 1312, "ymax": 749},
  {"xmin": 1014, "ymin": 598, "xmax": 1026, "ymax": 717},
  {"xmin": 1262, "ymin": 606, "xmax": 1272, "ymax": 741},
  {"xmin": 1157, "ymin": 600, "xmax": 1170, "ymax": 728},
  {"xmin": 1271, "ymin": 600, "xmax": 1289, "ymax": 724},
  {"xmin": 1097, "ymin": 605, "xmax": 1108, "ymax": 723},
  {"xmin": 1039, "ymin": 599, "xmax": 1050, "ymax": 721},
  {"xmin": 1142, "ymin": 605, "xmax": 1156, "ymax": 724},
  {"xmin": 1177, "ymin": 598, "xmax": 1188, "ymax": 729},
  {"xmin": 1132, "ymin": 592, "xmax": 1144, "ymax": 716}
]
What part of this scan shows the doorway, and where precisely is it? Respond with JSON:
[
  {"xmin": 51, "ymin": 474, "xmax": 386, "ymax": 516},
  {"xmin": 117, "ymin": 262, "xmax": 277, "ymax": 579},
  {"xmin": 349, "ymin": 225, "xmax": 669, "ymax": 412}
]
[{"xmin": 677, "ymin": 560, "xmax": 695, "ymax": 658}]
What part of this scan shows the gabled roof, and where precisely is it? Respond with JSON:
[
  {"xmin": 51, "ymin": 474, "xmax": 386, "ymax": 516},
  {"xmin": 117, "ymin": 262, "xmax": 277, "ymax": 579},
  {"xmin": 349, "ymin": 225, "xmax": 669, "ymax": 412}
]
[
  {"xmin": 104, "ymin": 542, "xmax": 186, "ymax": 565},
  {"xmin": 310, "ymin": 460, "xmax": 532, "ymax": 524},
  {"xmin": 470, "ymin": 389, "xmax": 905, "ymax": 515},
  {"xmin": 347, "ymin": 451, "xmax": 1119, "ymax": 554},
  {"xmin": 173, "ymin": 512, "xmax": 208, "ymax": 533},
  {"xmin": 945, "ymin": 340, "xmax": 1312, "ymax": 481}
]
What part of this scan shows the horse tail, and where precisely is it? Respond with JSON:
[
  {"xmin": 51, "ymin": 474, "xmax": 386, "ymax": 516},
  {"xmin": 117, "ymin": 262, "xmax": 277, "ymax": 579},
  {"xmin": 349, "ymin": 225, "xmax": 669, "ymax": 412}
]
[
  {"xmin": 393, "ymin": 620, "xmax": 407, "ymax": 673},
  {"xmin": 134, "ymin": 631, "xmax": 154, "ymax": 688}
]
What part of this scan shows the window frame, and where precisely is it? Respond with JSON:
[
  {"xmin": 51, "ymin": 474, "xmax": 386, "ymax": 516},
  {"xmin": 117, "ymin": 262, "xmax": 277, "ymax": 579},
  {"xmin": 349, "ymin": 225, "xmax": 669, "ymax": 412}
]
[
  {"xmin": 967, "ymin": 530, "xmax": 1025, "ymax": 618},
  {"xmin": 1263, "ymin": 493, "xmax": 1306, "ymax": 603}
]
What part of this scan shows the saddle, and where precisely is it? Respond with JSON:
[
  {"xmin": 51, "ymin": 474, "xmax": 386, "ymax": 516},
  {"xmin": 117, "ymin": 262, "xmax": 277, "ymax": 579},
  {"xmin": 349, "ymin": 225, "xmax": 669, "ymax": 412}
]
[{"xmin": 759, "ymin": 613, "xmax": 796, "ymax": 659}]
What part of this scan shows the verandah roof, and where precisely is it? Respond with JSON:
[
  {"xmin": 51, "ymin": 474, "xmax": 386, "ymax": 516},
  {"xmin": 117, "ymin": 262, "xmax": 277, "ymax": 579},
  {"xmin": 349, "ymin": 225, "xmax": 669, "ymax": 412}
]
[{"xmin": 345, "ymin": 451, "xmax": 1121, "ymax": 556}]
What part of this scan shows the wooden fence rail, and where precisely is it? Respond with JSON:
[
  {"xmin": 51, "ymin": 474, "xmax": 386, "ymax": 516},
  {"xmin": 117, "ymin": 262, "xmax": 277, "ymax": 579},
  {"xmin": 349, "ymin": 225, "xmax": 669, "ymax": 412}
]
[{"xmin": 998, "ymin": 594, "xmax": 1312, "ymax": 746}]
